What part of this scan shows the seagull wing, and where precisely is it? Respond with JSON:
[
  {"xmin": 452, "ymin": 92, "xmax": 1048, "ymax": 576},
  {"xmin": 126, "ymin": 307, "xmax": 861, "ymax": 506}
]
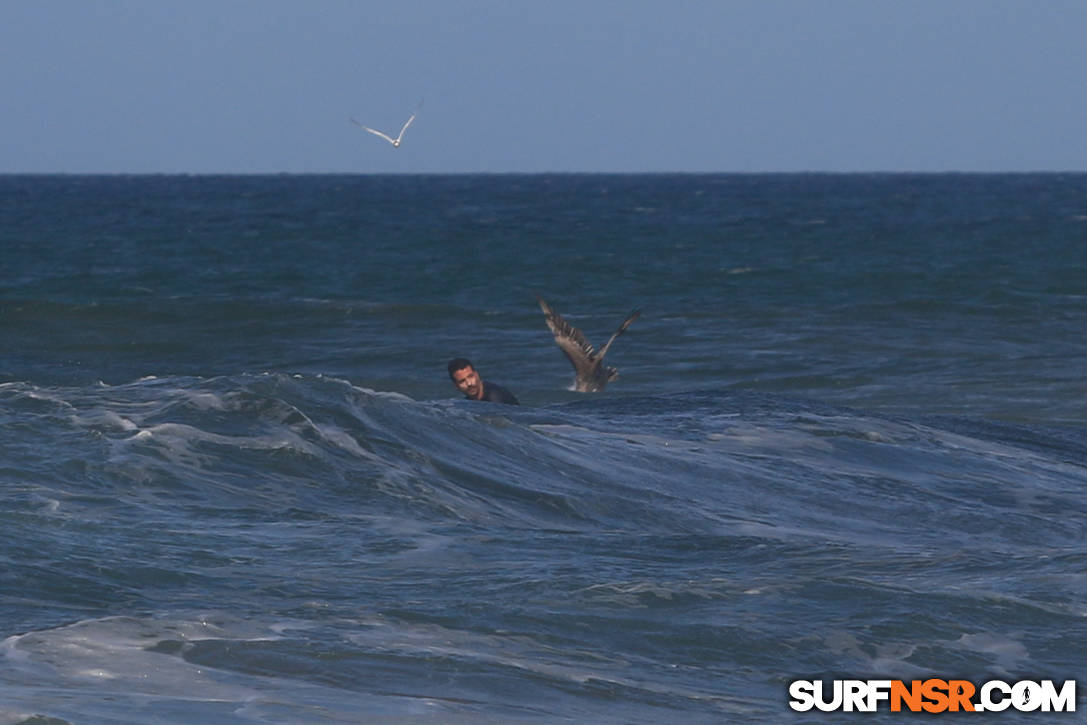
[
  {"xmin": 536, "ymin": 295, "xmax": 601, "ymax": 379},
  {"xmin": 394, "ymin": 112, "xmax": 417, "ymax": 143},
  {"xmin": 350, "ymin": 117, "xmax": 397, "ymax": 145},
  {"xmin": 364, "ymin": 127, "xmax": 397, "ymax": 144},
  {"xmin": 595, "ymin": 308, "xmax": 640, "ymax": 361}
]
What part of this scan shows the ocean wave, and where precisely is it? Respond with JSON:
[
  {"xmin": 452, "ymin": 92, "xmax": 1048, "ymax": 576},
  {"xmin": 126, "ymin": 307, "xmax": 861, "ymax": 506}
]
[
  {"xmin": 4, "ymin": 375, "xmax": 1086, "ymax": 722},
  {"xmin": 4, "ymin": 375, "xmax": 1085, "ymax": 542}
]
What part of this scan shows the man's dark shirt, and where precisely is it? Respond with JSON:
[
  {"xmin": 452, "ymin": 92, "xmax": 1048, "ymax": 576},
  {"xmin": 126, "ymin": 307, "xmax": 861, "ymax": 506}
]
[{"xmin": 477, "ymin": 382, "xmax": 519, "ymax": 405}]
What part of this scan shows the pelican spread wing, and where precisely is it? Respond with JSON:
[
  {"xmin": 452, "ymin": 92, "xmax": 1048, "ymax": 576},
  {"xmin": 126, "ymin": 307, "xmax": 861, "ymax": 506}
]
[
  {"xmin": 536, "ymin": 294, "xmax": 639, "ymax": 392},
  {"xmin": 537, "ymin": 295, "xmax": 598, "ymax": 378},
  {"xmin": 596, "ymin": 308, "xmax": 641, "ymax": 361}
]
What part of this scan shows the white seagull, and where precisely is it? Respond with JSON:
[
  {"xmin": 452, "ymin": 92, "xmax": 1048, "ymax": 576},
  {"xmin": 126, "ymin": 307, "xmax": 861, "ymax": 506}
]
[{"xmin": 350, "ymin": 104, "xmax": 420, "ymax": 148}]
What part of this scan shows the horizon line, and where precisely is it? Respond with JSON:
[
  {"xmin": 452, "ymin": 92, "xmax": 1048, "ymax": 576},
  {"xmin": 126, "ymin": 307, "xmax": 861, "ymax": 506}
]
[{"xmin": 3, "ymin": 169, "xmax": 1087, "ymax": 177}]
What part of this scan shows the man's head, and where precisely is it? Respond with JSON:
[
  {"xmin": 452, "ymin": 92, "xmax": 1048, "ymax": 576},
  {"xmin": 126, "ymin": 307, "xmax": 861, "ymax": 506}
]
[{"xmin": 447, "ymin": 358, "xmax": 483, "ymax": 400}]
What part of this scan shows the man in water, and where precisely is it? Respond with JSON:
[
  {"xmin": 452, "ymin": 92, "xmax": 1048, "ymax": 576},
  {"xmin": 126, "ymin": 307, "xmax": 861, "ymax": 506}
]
[{"xmin": 447, "ymin": 358, "xmax": 519, "ymax": 405}]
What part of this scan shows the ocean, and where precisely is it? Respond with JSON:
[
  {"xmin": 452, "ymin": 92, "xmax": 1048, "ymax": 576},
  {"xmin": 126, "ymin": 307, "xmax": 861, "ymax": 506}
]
[{"xmin": 1, "ymin": 173, "xmax": 1085, "ymax": 723}]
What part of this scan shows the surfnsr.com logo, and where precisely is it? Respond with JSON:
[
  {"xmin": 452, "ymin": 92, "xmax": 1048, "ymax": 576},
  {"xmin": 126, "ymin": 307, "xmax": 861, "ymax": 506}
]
[{"xmin": 789, "ymin": 679, "xmax": 1077, "ymax": 713}]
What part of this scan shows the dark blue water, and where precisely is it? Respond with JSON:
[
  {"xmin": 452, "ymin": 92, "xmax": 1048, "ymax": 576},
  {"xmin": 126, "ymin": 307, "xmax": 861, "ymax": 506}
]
[{"xmin": 2, "ymin": 174, "xmax": 1085, "ymax": 723}]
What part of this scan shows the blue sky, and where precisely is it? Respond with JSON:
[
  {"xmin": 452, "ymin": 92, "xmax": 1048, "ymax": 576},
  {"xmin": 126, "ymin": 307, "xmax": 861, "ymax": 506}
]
[{"xmin": 3, "ymin": 0, "xmax": 1085, "ymax": 173}]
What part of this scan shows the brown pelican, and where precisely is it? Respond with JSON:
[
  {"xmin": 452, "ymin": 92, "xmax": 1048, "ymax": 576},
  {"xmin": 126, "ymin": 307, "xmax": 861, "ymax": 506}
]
[
  {"xmin": 536, "ymin": 294, "xmax": 640, "ymax": 392},
  {"xmin": 350, "ymin": 103, "xmax": 420, "ymax": 147}
]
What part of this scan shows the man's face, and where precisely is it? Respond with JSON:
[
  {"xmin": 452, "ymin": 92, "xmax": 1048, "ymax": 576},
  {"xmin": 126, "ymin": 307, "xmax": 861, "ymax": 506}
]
[{"xmin": 451, "ymin": 365, "xmax": 482, "ymax": 399}]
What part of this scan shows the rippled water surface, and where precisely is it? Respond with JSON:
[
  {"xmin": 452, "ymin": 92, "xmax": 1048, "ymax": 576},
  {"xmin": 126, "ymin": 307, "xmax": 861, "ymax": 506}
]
[{"xmin": 2, "ymin": 174, "xmax": 1085, "ymax": 722}]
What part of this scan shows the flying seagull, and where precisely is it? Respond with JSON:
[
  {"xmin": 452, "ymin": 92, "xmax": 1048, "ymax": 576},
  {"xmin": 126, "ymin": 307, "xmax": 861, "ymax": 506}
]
[
  {"xmin": 350, "ymin": 103, "xmax": 420, "ymax": 148},
  {"xmin": 536, "ymin": 294, "xmax": 640, "ymax": 392}
]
